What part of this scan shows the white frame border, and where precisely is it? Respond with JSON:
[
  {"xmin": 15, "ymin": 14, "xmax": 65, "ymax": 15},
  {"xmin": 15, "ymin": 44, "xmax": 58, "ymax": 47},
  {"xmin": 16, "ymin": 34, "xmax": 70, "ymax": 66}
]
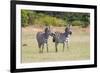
[{"xmin": 16, "ymin": 4, "xmax": 94, "ymax": 69}]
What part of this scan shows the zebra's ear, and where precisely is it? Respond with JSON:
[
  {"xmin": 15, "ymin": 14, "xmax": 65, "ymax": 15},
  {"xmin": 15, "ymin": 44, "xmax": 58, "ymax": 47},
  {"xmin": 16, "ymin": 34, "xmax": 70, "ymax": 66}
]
[
  {"xmin": 48, "ymin": 26, "xmax": 51, "ymax": 29},
  {"xmin": 69, "ymin": 24, "xmax": 72, "ymax": 28}
]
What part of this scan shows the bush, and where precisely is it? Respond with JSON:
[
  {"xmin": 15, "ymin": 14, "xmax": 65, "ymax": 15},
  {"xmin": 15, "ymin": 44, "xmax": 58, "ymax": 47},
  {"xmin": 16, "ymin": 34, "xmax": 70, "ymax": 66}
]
[
  {"xmin": 34, "ymin": 15, "xmax": 67, "ymax": 26},
  {"xmin": 71, "ymin": 20, "xmax": 83, "ymax": 26},
  {"xmin": 81, "ymin": 22, "xmax": 89, "ymax": 28},
  {"xmin": 21, "ymin": 10, "xmax": 89, "ymax": 27},
  {"xmin": 21, "ymin": 10, "xmax": 29, "ymax": 27},
  {"xmin": 71, "ymin": 20, "xmax": 89, "ymax": 28}
]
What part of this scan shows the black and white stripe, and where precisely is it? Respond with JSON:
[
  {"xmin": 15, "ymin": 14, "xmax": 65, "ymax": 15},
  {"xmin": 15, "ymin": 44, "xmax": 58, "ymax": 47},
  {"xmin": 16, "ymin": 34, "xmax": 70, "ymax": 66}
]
[
  {"xmin": 52, "ymin": 26, "xmax": 72, "ymax": 52},
  {"xmin": 36, "ymin": 26, "xmax": 51, "ymax": 53}
]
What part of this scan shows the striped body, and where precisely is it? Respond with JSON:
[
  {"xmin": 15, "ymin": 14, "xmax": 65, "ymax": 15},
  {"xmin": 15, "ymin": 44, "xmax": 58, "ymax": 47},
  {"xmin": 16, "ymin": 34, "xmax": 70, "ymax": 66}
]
[
  {"xmin": 36, "ymin": 27, "xmax": 51, "ymax": 53},
  {"xmin": 52, "ymin": 27, "xmax": 72, "ymax": 52}
]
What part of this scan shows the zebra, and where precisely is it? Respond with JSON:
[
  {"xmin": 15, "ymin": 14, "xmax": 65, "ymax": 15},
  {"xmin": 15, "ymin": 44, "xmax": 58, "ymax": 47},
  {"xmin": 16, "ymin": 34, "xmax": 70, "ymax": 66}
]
[
  {"xmin": 52, "ymin": 26, "xmax": 72, "ymax": 52},
  {"xmin": 36, "ymin": 26, "xmax": 52, "ymax": 53}
]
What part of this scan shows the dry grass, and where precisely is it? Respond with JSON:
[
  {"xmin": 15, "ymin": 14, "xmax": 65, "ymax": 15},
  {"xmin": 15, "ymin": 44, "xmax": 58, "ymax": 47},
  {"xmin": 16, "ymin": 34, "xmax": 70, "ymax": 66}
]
[{"xmin": 22, "ymin": 26, "xmax": 90, "ymax": 63}]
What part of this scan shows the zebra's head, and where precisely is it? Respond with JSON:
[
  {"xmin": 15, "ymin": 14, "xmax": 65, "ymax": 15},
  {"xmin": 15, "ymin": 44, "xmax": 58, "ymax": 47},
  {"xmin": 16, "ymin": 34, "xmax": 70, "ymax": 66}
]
[
  {"xmin": 44, "ymin": 26, "xmax": 53, "ymax": 36},
  {"xmin": 65, "ymin": 25, "xmax": 72, "ymax": 36}
]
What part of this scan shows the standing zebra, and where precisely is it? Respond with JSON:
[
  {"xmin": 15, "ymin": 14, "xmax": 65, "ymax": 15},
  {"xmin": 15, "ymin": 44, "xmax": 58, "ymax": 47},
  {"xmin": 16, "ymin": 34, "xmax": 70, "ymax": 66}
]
[
  {"xmin": 36, "ymin": 26, "xmax": 52, "ymax": 53},
  {"xmin": 52, "ymin": 26, "xmax": 72, "ymax": 52}
]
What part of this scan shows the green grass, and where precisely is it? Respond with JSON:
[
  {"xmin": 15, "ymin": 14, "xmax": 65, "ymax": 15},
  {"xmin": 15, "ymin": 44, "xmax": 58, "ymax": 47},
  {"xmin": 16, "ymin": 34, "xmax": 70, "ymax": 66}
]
[{"xmin": 22, "ymin": 26, "xmax": 90, "ymax": 63}]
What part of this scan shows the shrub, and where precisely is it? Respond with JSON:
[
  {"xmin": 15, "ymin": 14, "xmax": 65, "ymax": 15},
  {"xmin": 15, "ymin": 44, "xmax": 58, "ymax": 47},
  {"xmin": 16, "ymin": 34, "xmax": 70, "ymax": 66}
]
[
  {"xmin": 71, "ymin": 20, "xmax": 83, "ymax": 26},
  {"xmin": 21, "ymin": 10, "xmax": 89, "ymax": 28},
  {"xmin": 81, "ymin": 22, "xmax": 89, "ymax": 28},
  {"xmin": 34, "ymin": 15, "xmax": 67, "ymax": 26},
  {"xmin": 21, "ymin": 10, "xmax": 29, "ymax": 27}
]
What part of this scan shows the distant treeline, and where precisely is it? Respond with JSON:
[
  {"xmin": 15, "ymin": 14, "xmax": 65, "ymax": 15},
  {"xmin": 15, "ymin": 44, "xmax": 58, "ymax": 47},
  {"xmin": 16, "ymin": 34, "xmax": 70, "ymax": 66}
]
[{"xmin": 21, "ymin": 10, "xmax": 90, "ymax": 28}]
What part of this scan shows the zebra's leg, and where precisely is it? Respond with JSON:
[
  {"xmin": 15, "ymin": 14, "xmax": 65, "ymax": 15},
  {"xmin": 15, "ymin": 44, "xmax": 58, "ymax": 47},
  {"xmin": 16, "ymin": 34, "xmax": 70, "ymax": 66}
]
[
  {"xmin": 38, "ymin": 43, "xmax": 42, "ymax": 53},
  {"xmin": 63, "ymin": 42, "xmax": 65, "ymax": 52},
  {"xmin": 42, "ymin": 44, "xmax": 44, "ymax": 53},
  {"xmin": 46, "ymin": 43, "xmax": 48, "ymax": 52},
  {"xmin": 66, "ymin": 41, "xmax": 69, "ymax": 49},
  {"xmin": 39, "ymin": 48, "xmax": 41, "ymax": 53},
  {"xmin": 55, "ymin": 43, "xmax": 58, "ymax": 52}
]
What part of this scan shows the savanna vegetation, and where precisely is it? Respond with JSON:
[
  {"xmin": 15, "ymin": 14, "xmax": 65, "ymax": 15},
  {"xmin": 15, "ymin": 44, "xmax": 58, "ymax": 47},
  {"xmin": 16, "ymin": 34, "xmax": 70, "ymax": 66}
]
[
  {"xmin": 21, "ymin": 10, "xmax": 90, "ymax": 27},
  {"xmin": 21, "ymin": 10, "xmax": 90, "ymax": 63},
  {"xmin": 22, "ymin": 26, "xmax": 90, "ymax": 63}
]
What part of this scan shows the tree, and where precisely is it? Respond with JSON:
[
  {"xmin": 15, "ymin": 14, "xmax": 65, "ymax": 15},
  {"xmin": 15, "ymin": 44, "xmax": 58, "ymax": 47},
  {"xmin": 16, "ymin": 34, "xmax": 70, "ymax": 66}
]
[
  {"xmin": 21, "ymin": 10, "xmax": 90, "ymax": 28},
  {"xmin": 27, "ymin": 11, "xmax": 36, "ymax": 25},
  {"xmin": 21, "ymin": 10, "xmax": 28, "ymax": 27}
]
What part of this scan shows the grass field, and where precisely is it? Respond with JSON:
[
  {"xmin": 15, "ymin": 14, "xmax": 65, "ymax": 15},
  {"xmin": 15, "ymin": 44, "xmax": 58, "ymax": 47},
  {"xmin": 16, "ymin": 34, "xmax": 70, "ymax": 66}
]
[{"xmin": 22, "ymin": 26, "xmax": 90, "ymax": 63}]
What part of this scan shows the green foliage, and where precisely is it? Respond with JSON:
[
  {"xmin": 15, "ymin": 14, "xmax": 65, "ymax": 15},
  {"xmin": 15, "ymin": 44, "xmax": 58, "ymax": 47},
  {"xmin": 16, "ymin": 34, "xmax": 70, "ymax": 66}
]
[
  {"xmin": 72, "ymin": 20, "xmax": 89, "ymax": 28},
  {"xmin": 21, "ymin": 10, "xmax": 90, "ymax": 28},
  {"xmin": 52, "ymin": 17, "xmax": 66, "ymax": 26},
  {"xmin": 72, "ymin": 20, "xmax": 83, "ymax": 26},
  {"xmin": 80, "ymin": 14, "xmax": 90, "ymax": 28},
  {"xmin": 27, "ymin": 11, "xmax": 36, "ymax": 25},
  {"xmin": 34, "ymin": 14, "xmax": 66, "ymax": 26},
  {"xmin": 21, "ymin": 10, "xmax": 29, "ymax": 27},
  {"xmin": 81, "ymin": 22, "xmax": 89, "ymax": 28}
]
